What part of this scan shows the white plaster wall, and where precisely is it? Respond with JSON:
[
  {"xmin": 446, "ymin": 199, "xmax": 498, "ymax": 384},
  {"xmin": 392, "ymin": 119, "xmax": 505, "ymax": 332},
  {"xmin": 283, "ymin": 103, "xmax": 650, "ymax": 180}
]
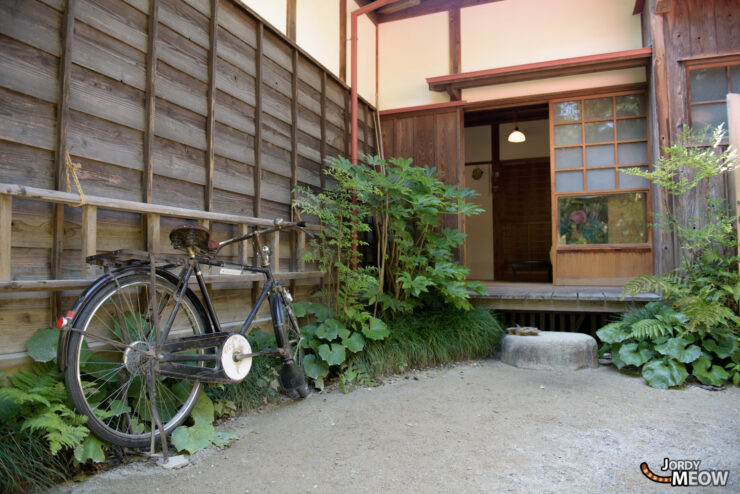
[
  {"xmin": 464, "ymin": 163, "xmax": 494, "ymax": 280},
  {"xmin": 297, "ymin": 0, "xmax": 339, "ymax": 76},
  {"xmin": 347, "ymin": 1, "xmax": 378, "ymax": 105},
  {"xmin": 462, "ymin": 68, "xmax": 647, "ymax": 103},
  {"xmin": 239, "ymin": 0, "xmax": 287, "ymax": 34},
  {"xmin": 461, "ymin": 0, "xmax": 642, "ymax": 72},
  {"xmin": 499, "ymin": 119, "xmax": 549, "ymax": 160},
  {"xmin": 378, "ymin": 12, "xmax": 449, "ymax": 110}
]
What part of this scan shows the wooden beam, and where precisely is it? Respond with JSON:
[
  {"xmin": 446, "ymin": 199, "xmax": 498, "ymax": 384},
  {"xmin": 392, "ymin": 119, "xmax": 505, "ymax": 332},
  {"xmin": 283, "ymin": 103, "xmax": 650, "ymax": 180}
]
[
  {"xmin": 427, "ymin": 47, "xmax": 653, "ymax": 92},
  {"xmin": 0, "ymin": 195, "xmax": 10, "ymax": 281},
  {"xmin": 376, "ymin": 0, "xmax": 502, "ymax": 23},
  {"xmin": 290, "ymin": 49, "xmax": 299, "ymax": 274},
  {"xmin": 339, "ymin": 0, "xmax": 347, "ymax": 82},
  {"xmin": 254, "ymin": 22, "xmax": 264, "ymax": 218},
  {"xmin": 287, "ymin": 0, "xmax": 297, "ymax": 41},
  {"xmin": 205, "ymin": 0, "xmax": 219, "ymax": 212},
  {"xmin": 143, "ymin": 0, "xmax": 159, "ymax": 204},
  {"xmin": 81, "ymin": 205, "xmax": 96, "ymax": 278},
  {"xmin": 379, "ymin": 100, "xmax": 467, "ymax": 116},
  {"xmin": 449, "ymin": 7, "xmax": 461, "ymax": 76}
]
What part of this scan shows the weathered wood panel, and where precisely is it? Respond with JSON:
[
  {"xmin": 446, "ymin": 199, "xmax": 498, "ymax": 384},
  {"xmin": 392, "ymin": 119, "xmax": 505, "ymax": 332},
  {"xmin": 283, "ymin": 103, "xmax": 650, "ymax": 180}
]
[{"xmin": 0, "ymin": 35, "xmax": 59, "ymax": 103}]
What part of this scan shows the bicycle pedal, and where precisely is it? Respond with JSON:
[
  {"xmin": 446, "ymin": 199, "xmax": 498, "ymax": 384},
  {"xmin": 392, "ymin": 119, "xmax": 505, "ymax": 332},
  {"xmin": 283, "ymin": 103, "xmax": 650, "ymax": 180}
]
[{"xmin": 279, "ymin": 362, "xmax": 306, "ymax": 391}]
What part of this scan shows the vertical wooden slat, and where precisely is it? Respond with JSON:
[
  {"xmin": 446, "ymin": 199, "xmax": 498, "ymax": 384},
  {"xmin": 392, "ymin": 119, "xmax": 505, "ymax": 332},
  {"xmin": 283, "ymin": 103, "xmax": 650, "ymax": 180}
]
[
  {"xmin": 344, "ymin": 91, "xmax": 350, "ymax": 158},
  {"xmin": 239, "ymin": 223, "xmax": 250, "ymax": 266},
  {"xmin": 143, "ymin": 0, "xmax": 159, "ymax": 204},
  {"xmin": 0, "ymin": 195, "xmax": 11, "ymax": 281},
  {"xmin": 254, "ymin": 23, "xmax": 264, "ymax": 218},
  {"xmin": 287, "ymin": 0, "xmax": 297, "ymax": 41},
  {"xmin": 339, "ymin": 0, "xmax": 347, "ymax": 82},
  {"xmin": 51, "ymin": 0, "xmax": 76, "ymax": 322},
  {"xmin": 205, "ymin": 0, "xmax": 219, "ymax": 212},
  {"xmin": 290, "ymin": 49, "xmax": 299, "ymax": 276},
  {"xmin": 81, "ymin": 205, "xmax": 97, "ymax": 278},
  {"xmin": 363, "ymin": 104, "xmax": 369, "ymax": 155},
  {"xmin": 146, "ymin": 213, "xmax": 160, "ymax": 253},
  {"xmin": 271, "ymin": 231, "xmax": 280, "ymax": 273},
  {"xmin": 320, "ymin": 72, "xmax": 327, "ymax": 189}
]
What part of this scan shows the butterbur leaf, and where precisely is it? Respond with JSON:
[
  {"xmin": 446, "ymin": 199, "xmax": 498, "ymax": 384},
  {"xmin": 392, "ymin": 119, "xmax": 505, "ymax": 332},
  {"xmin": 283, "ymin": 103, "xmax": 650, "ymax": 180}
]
[
  {"xmin": 596, "ymin": 322, "xmax": 629, "ymax": 344},
  {"xmin": 702, "ymin": 334, "xmax": 737, "ymax": 359},
  {"xmin": 74, "ymin": 434, "xmax": 105, "ymax": 463},
  {"xmin": 292, "ymin": 302, "xmax": 308, "ymax": 318},
  {"xmin": 362, "ymin": 317, "xmax": 389, "ymax": 341},
  {"xmin": 212, "ymin": 431, "xmax": 238, "ymax": 447},
  {"xmin": 641, "ymin": 359, "xmax": 688, "ymax": 389},
  {"xmin": 343, "ymin": 332, "xmax": 365, "ymax": 353},
  {"xmin": 26, "ymin": 329, "xmax": 59, "ymax": 363},
  {"xmin": 319, "ymin": 343, "xmax": 346, "ymax": 366},
  {"xmin": 654, "ymin": 337, "xmax": 701, "ymax": 363},
  {"xmin": 190, "ymin": 390, "xmax": 215, "ymax": 426},
  {"xmin": 618, "ymin": 341, "xmax": 654, "ymax": 367},
  {"xmin": 692, "ymin": 356, "xmax": 729, "ymax": 386},
  {"xmin": 171, "ymin": 423, "xmax": 215, "ymax": 455},
  {"xmin": 316, "ymin": 319, "xmax": 344, "ymax": 340},
  {"xmin": 610, "ymin": 343, "xmax": 626, "ymax": 369},
  {"xmin": 303, "ymin": 354, "xmax": 329, "ymax": 379}
]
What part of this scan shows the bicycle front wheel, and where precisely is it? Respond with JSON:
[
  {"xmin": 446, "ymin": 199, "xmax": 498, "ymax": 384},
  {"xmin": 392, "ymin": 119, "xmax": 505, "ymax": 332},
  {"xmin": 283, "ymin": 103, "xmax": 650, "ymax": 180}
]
[{"xmin": 64, "ymin": 270, "xmax": 209, "ymax": 449}]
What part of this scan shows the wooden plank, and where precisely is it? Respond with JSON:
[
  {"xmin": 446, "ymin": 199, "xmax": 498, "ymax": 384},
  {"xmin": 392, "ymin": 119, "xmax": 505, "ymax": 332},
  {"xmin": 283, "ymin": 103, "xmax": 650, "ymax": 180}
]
[
  {"xmin": 216, "ymin": 25, "xmax": 257, "ymax": 76},
  {"xmin": 687, "ymin": 0, "xmax": 717, "ymax": 56},
  {"xmin": 76, "ymin": 0, "xmax": 148, "ymax": 53},
  {"xmin": 714, "ymin": 0, "xmax": 739, "ymax": 54},
  {"xmin": 214, "ymin": 122, "xmax": 254, "ymax": 164},
  {"xmin": 0, "ymin": 0, "xmax": 62, "ymax": 56},
  {"xmin": 205, "ymin": 0, "xmax": 219, "ymax": 212},
  {"xmin": 238, "ymin": 223, "xmax": 249, "ymax": 265},
  {"xmin": 214, "ymin": 89, "xmax": 256, "ymax": 135},
  {"xmin": 0, "ymin": 143, "xmax": 55, "ymax": 190},
  {"xmin": 217, "ymin": 0, "xmax": 257, "ymax": 48},
  {"xmin": 0, "ymin": 88, "xmax": 57, "ymax": 152},
  {"xmin": 157, "ymin": 22, "xmax": 208, "ymax": 84},
  {"xmin": 271, "ymin": 230, "xmax": 280, "ymax": 273},
  {"xmin": 254, "ymin": 22, "xmax": 264, "ymax": 218},
  {"xmin": 0, "ymin": 35, "xmax": 59, "ymax": 104},
  {"xmin": 81, "ymin": 205, "xmax": 96, "ymax": 278},
  {"xmin": 158, "ymin": 0, "xmax": 210, "ymax": 49},
  {"xmin": 154, "ymin": 98, "xmax": 206, "ymax": 151},
  {"xmin": 144, "ymin": 0, "xmax": 159, "ymax": 204},
  {"xmin": 0, "ymin": 195, "xmax": 10, "ymax": 280},
  {"xmin": 291, "ymin": 49, "xmax": 299, "ymax": 209},
  {"xmin": 68, "ymin": 110, "xmax": 144, "ymax": 171},
  {"xmin": 339, "ymin": 0, "xmax": 346, "ymax": 82}
]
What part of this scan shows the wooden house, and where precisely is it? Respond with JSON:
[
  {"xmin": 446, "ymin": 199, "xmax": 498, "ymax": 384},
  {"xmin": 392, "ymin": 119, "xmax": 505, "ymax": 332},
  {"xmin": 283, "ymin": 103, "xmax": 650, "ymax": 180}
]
[{"xmin": 1, "ymin": 0, "xmax": 738, "ymax": 368}]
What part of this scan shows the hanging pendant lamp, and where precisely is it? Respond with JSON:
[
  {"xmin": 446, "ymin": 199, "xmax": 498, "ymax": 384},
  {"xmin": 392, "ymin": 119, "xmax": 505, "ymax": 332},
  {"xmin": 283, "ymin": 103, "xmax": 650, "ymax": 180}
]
[{"xmin": 507, "ymin": 110, "xmax": 526, "ymax": 143}]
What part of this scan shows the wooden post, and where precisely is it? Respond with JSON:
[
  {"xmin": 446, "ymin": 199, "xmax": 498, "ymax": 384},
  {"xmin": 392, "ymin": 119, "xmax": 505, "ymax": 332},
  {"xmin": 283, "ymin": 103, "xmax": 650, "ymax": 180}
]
[
  {"xmin": 238, "ymin": 223, "xmax": 250, "ymax": 266},
  {"xmin": 146, "ymin": 213, "xmax": 160, "ymax": 253},
  {"xmin": 205, "ymin": 0, "xmax": 219, "ymax": 212},
  {"xmin": 254, "ymin": 23, "xmax": 263, "ymax": 218},
  {"xmin": 320, "ymin": 72, "xmax": 327, "ymax": 189},
  {"xmin": 51, "ymin": 0, "xmax": 76, "ymax": 323},
  {"xmin": 449, "ymin": 8, "xmax": 461, "ymax": 78},
  {"xmin": 0, "ymin": 195, "xmax": 11, "ymax": 281},
  {"xmin": 143, "ymin": 0, "xmax": 159, "ymax": 204},
  {"xmin": 290, "ymin": 48, "xmax": 299, "ymax": 281},
  {"xmin": 339, "ymin": 0, "xmax": 347, "ymax": 83},
  {"xmin": 271, "ymin": 230, "xmax": 280, "ymax": 273},
  {"xmin": 81, "ymin": 205, "xmax": 97, "ymax": 278},
  {"xmin": 287, "ymin": 0, "xmax": 297, "ymax": 41}
]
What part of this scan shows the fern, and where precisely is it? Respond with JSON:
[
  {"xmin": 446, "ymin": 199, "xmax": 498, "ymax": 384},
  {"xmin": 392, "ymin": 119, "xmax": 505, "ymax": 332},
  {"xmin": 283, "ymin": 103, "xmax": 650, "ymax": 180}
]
[
  {"xmin": 21, "ymin": 404, "xmax": 89, "ymax": 455},
  {"xmin": 629, "ymin": 318, "xmax": 673, "ymax": 340}
]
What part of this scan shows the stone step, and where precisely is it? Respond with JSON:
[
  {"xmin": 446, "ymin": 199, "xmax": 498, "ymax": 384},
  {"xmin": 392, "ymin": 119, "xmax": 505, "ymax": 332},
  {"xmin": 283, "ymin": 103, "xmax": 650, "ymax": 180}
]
[{"xmin": 501, "ymin": 331, "xmax": 598, "ymax": 370}]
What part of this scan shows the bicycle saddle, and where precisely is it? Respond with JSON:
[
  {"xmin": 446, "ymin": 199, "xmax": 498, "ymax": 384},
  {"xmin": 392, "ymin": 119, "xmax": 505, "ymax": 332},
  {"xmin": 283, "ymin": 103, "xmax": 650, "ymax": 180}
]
[{"xmin": 169, "ymin": 225, "xmax": 220, "ymax": 254}]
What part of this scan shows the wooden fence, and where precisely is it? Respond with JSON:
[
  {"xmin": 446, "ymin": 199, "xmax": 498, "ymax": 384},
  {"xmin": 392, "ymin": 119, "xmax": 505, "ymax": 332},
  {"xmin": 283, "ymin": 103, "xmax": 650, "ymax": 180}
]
[{"xmin": 0, "ymin": 0, "xmax": 377, "ymax": 369}]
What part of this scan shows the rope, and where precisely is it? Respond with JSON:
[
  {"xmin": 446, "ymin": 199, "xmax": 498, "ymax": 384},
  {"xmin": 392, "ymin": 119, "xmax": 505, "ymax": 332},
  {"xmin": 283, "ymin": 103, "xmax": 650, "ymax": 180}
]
[{"xmin": 64, "ymin": 152, "xmax": 86, "ymax": 207}]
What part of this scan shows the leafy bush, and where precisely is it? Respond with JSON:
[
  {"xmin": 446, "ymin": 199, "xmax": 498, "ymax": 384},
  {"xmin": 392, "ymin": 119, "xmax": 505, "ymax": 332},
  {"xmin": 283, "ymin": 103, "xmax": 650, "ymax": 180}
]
[{"xmin": 597, "ymin": 126, "xmax": 740, "ymax": 388}]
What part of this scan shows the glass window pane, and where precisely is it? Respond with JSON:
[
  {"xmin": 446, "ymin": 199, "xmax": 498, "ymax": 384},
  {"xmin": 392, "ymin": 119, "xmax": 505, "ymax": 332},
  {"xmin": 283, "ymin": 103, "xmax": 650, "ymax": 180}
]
[
  {"xmin": 557, "ymin": 193, "xmax": 647, "ymax": 245},
  {"xmin": 691, "ymin": 103, "xmax": 728, "ymax": 132},
  {"xmin": 555, "ymin": 171, "xmax": 583, "ymax": 192},
  {"xmin": 586, "ymin": 144, "xmax": 615, "ymax": 167},
  {"xmin": 553, "ymin": 101, "xmax": 581, "ymax": 122},
  {"xmin": 731, "ymin": 65, "xmax": 740, "ymax": 93},
  {"xmin": 619, "ymin": 168, "xmax": 649, "ymax": 189},
  {"xmin": 584, "ymin": 97, "xmax": 613, "ymax": 120},
  {"xmin": 587, "ymin": 169, "xmax": 616, "ymax": 190},
  {"xmin": 585, "ymin": 121, "xmax": 614, "ymax": 143},
  {"xmin": 690, "ymin": 67, "xmax": 728, "ymax": 102},
  {"xmin": 554, "ymin": 124, "xmax": 582, "ymax": 145},
  {"xmin": 618, "ymin": 142, "xmax": 648, "ymax": 165},
  {"xmin": 617, "ymin": 118, "xmax": 647, "ymax": 141},
  {"xmin": 555, "ymin": 147, "xmax": 583, "ymax": 169},
  {"xmin": 616, "ymin": 94, "xmax": 646, "ymax": 116}
]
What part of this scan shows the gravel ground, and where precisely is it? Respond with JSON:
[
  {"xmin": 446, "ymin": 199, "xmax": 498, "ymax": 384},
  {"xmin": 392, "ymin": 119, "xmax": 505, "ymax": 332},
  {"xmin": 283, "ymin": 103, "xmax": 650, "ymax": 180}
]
[{"xmin": 52, "ymin": 360, "xmax": 740, "ymax": 493}]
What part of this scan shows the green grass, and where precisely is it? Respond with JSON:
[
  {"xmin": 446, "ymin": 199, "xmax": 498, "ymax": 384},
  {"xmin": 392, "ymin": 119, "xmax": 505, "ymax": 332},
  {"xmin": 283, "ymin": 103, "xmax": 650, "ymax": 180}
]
[
  {"xmin": 350, "ymin": 307, "xmax": 504, "ymax": 377},
  {"xmin": 0, "ymin": 428, "xmax": 75, "ymax": 493}
]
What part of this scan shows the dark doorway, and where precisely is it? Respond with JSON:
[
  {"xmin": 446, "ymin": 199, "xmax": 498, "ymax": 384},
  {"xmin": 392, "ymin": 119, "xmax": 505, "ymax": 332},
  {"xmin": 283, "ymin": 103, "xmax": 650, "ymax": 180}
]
[{"xmin": 464, "ymin": 104, "xmax": 552, "ymax": 282}]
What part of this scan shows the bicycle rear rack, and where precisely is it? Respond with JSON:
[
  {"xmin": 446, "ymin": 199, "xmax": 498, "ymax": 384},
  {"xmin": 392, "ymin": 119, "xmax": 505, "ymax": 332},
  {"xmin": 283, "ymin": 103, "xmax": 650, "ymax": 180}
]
[{"xmin": 86, "ymin": 249, "xmax": 188, "ymax": 270}]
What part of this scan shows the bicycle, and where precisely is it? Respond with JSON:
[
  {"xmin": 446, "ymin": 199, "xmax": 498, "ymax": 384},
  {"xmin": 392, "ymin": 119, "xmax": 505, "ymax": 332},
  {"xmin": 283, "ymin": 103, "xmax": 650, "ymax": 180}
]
[{"xmin": 56, "ymin": 218, "xmax": 312, "ymax": 451}]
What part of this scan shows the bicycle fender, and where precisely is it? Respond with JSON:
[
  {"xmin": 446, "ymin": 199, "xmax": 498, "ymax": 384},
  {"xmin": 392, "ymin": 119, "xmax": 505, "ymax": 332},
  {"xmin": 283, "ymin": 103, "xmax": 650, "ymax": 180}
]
[{"xmin": 56, "ymin": 265, "xmax": 212, "ymax": 372}]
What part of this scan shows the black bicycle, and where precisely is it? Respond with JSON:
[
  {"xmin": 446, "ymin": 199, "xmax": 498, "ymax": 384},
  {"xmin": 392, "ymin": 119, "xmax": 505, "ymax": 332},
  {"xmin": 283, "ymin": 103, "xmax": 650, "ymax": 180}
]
[{"xmin": 56, "ymin": 219, "xmax": 311, "ymax": 449}]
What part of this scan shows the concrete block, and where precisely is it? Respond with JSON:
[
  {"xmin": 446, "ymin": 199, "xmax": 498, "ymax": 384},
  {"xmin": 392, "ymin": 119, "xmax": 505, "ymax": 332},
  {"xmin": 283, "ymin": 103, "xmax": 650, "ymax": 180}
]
[{"xmin": 501, "ymin": 331, "xmax": 598, "ymax": 370}]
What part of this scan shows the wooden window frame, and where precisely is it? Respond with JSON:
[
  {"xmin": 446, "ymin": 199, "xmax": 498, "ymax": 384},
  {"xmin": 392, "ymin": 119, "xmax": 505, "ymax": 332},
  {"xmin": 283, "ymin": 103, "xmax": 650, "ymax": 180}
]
[
  {"xmin": 684, "ymin": 56, "xmax": 740, "ymax": 139},
  {"xmin": 549, "ymin": 89, "xmax": 652, "ymax": 252}
]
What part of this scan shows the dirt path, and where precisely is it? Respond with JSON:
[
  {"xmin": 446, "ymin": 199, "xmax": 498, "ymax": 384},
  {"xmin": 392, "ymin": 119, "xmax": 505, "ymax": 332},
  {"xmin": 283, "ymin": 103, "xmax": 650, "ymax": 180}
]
[{"xmin": 53, "ymin": 360, "xmax": 739, "ymax": 493}]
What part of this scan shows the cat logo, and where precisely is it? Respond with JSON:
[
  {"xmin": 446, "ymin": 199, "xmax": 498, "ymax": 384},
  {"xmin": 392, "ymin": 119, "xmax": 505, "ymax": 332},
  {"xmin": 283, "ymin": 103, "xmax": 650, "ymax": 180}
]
[{"xmin": 641, "ymin": 459, "xmax": 730, "ymax": 487}]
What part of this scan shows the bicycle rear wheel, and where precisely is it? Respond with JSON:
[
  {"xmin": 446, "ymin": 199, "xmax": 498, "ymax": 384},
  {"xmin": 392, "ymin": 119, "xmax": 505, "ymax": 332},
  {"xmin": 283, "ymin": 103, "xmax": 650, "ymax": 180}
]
[{"xmin": 64, "ymin": 270, "xmax": 209, "ymax": 449}]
